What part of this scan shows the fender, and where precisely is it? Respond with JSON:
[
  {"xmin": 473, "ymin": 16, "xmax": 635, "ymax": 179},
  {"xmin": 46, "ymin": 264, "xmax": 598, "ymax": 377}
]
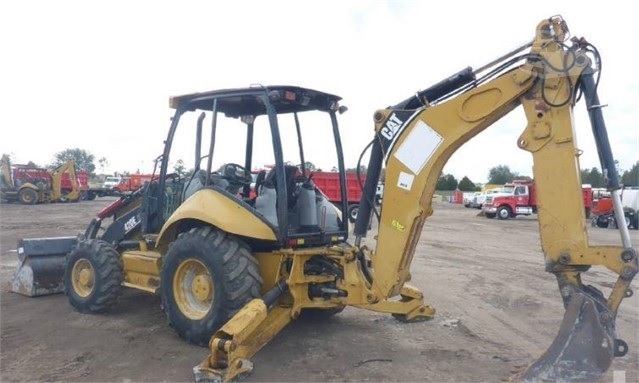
[
  {"xmin": 19, "ymin": 182, "xmax": 41, "ymax": 191},
  {"xmin": 157, "ymin": 188, "xmax": 277, "ymax": 248}
]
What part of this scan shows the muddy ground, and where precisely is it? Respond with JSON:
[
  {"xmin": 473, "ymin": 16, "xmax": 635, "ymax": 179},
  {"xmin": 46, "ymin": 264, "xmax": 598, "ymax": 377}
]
[{"xmin": 0, "ymin": 198, "xmax": 637, "ymax": 383}]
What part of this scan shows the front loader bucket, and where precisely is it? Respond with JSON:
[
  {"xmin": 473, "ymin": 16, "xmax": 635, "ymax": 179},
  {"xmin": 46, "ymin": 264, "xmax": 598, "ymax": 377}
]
[
  {"xmin": 515, "ymin": 291, "xmax": 615, "ymax": 382},
  {"xmin": 11, "ymin": 236, "xmax": 77, "ymax": 297}
]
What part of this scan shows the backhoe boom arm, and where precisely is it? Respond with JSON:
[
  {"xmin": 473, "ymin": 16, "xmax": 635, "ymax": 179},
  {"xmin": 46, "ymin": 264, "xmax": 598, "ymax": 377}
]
[
  {"xmin": 195, "ymin": 16, "xmax": 634, "ymax": 383},
  {"xmin": 354, "ymin": 15, "xmax": 636, "ymax": 381}
]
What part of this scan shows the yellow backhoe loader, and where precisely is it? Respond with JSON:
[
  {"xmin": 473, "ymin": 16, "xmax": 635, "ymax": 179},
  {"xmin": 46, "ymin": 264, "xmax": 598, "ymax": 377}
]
[
  {"xmin": 1, "ymin": 154, "xmax": 52, "ymax": 204},
  {"xmin": 1, "ymin": 155, "xmax": 80, "ymax": 205},
  {"xmin": 48, "ymin": 159, "xmax": 81, "ymax": 203},
  {"xmin": 11, "ymin": 16, "xmax": 636, "ymax": 382}
]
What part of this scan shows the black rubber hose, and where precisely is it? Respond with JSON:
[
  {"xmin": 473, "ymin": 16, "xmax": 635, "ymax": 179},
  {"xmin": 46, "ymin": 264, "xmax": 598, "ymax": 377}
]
[
  {"xmin": 579, "ymin": 67, "xmax": 620, "ymax": 190},
  {"xmin": 262, "ymin": 279, "xmax": 288, "ymax": 307}
]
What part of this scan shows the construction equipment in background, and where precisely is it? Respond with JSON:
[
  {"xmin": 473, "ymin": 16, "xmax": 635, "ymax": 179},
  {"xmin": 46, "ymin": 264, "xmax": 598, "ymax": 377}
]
[
  {"xmin": 1, "ymin": 154, "xmax": 52, "ymax": 204},
  {"xmin": 11, "ymin": 16, "xmax": 637, "ymax": 383},
  {"xmin": 49, "ymin": 159, "xmax": 81, "ymax": 202},
  {"xmin": 110, "ymin": 174, "xmax": 158, "ymax": 196},
  {"xmin": 0, "ymin": 155, "xmax": 81, "ymax": 205},
  {"xmin": 63, "ymin": 169, "xmax": 91, "ymax": 200}
]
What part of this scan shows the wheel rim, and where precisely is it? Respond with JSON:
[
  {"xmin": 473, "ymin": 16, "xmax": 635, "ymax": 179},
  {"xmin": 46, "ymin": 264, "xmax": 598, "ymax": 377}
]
[
  {"xmin": 173, "ymin": 258, "xmax": 214, "ymax": 320},
  {"xmin": 350, "ymin": 208, "xmax": 358, "ymax": 220},
  {"xmin": 499, "ymin": 209, "xmax": 509, "ymax": 219},
  {"xmin": 71, "ymin": 258, "xmax": 95, "ymax": 297},
  {"xmin": 21, "ymin": 191, "xmax": 34, "ymax": 203}
]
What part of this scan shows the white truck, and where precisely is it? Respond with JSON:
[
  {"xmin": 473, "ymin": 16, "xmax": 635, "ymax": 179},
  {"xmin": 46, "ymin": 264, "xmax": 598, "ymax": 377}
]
[{"xmin": 470, "ymin": 187, "xmax": 512, "ymax": 209}]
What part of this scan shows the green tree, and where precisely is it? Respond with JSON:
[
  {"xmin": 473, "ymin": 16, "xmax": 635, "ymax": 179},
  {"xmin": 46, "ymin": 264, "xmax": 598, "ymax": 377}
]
[
  {"xmin": 621, "ymin": 162, "xmax": 638, "ymax": 186},
  {"xmin": 173, "ymin": 159, "xmax": 188, "ymax": 177},
  {"xmin": 488, "ymin": 165, "xmax": 518, "ymax": 184},
  {"xmin": 346, "ymin": 165, "xmax": 367, "ymax": 174},
  {"xmin": 436, "ymin": 173, "xmax": 458, "ymax": 190},
  {"xmin": 303, "ymin": 161, "xmax": 317, "ymax": 172},
  {"xmin": 581, "ymin": 167, "xmax": 604, "ymax": 187},
  {"xmin": 51, "ymin": 148, "xmax": 96, "ymax": 174},
  {"xmin": 98, "ymin": 157, "xmax": 109, "ymax": 174},
  {"xmin": 457, "ymin": 176, "xmax": 476, "ymax": 191}
]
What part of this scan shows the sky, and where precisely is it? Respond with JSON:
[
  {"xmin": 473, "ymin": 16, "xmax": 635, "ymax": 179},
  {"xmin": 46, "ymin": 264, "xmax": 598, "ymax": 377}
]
[{"xmin": 1, "ymin": 1, "xmax": 638, "ymax": 184}]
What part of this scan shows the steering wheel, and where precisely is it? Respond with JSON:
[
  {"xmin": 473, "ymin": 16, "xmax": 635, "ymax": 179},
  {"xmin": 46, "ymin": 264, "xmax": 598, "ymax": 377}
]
[{"xmin": 220, "ymin": 163, "xmax": 253, "ymax": 185}]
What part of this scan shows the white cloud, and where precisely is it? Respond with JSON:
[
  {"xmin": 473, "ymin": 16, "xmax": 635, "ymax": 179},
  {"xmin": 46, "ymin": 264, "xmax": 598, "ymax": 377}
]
[{"xmin": 1, "ymin": 0, "xmax": 637, "ymax": 183}]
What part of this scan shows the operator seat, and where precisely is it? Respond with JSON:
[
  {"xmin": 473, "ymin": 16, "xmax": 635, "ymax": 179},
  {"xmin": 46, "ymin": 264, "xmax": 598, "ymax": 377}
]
[
  {"xmin": 253, "ymin": 170, "xmax": 267, "ymax": 200},
  {"xmin": 264, "ymin": 165, "xmax": 299, "ymax": 209},
  {"xmin": 183, "ymin": 169, "xmax": 207, "ymax": 201},
  {"xmin": 182, "ymin": 168, "xmax": 233, "ymax": 202}
]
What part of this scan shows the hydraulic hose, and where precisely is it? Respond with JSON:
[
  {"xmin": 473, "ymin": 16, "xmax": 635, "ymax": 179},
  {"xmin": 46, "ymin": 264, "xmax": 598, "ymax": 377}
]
[{"xmin": 354, "ymin": 137, "xmax": 384, "ymax": 240}]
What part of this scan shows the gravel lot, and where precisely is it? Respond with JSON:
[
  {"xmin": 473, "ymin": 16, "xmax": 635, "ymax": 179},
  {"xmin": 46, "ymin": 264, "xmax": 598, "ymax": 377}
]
[{"xmin": 1, "ymin": 198, "xmax": 637, "ymax": 382}]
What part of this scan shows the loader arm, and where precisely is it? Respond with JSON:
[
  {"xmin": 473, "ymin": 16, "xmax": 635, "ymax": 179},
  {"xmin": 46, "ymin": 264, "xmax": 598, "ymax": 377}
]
[{"xmin": 353, "ymin": 16, "xmax": 636, "ymax": 381}]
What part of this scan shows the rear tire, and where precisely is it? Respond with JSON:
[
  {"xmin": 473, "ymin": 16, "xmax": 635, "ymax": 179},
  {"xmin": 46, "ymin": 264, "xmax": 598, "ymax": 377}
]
[
  {"xmin": 64, "ymin": 239, "xmax": 123, "ymax": 313},
  {"xmin": 18, "ymin": 188, "xmax": 38, "ymax": 205},
  {"xmin": 160, "ymin": 227, "xmax": 262, "ymax": 346},
  {"xmin": 595, "ymin": 215, "xmax": 609, "ymax": 228}
]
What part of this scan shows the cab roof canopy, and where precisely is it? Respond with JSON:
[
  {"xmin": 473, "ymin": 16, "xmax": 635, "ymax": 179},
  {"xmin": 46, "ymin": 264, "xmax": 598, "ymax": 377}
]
[{"xmin": 169, "ymin": 85, "xmax": 342, "ymax": 118}]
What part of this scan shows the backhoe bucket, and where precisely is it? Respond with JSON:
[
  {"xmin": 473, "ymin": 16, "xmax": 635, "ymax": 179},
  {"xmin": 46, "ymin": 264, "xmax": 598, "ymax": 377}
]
[
  {"xmin": 515, "ymin": 291, "xmax": 615, "ymax": 382},
  {"xmin": 11, "ymin": 237, "xmax": 77, "ymax": 297}
]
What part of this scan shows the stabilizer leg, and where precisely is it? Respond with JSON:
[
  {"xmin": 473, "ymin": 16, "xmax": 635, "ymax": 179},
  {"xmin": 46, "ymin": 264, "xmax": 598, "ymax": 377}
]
[
  {"xmin": 194, "ymin": 301, "xmax": 293, "ymax": 383},
  {"xmin": 357, "ymin": 284, "xmax": 436, "ymax": 322}
]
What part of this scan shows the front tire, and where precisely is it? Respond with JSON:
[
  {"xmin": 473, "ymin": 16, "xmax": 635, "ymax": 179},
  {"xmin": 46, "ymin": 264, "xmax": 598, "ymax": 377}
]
[
  {"xmin": 160, "ymin": 227, "xmax": 262, "ymax": 346},
  {"xmin": 18, "ymin": 188, "xmax": 38, "ymax": 205},
  {"xmin": 497, "ymin": 206, "xmax": 511, "ymax": 220},
  {"xmin": 64, "ymin": 239, "xmax": 123, "ymax": 313}
]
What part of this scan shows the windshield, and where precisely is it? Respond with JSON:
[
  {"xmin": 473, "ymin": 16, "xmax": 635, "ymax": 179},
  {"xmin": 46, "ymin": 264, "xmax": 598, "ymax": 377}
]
[
  {"xmin": 500, "ymin": 186, "xmax": 515, "ymax": 194},
  {"xmin": 105, "ymin": 177, "xmax": 120, "ymax": 183}
]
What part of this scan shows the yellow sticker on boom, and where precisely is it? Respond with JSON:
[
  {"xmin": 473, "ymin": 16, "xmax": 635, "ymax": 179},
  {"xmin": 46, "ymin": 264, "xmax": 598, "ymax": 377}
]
[{"xmin": 391, "ymin": 220, "xmax": 405, "ymax": 232}]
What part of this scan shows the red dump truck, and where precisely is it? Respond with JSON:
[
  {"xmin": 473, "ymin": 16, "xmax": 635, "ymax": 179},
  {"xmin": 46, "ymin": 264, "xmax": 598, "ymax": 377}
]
[
  {"xmin": 482, "ymin": 179, "xmax": 593, "ymax": 219},
  {"xmin": 61, "ymin": 171, "xmax": 156, "ymax": 200},
  {"xmin": 111, "ymin": 174, "xmax": 157, "ymax": 195},
  {"xmin": 61, "ymin": 170, "xmax": 89, "ymax": 198},
  {"xmin": 311, "ymin": 171, "xmax": 365, "ymax": 223},
  {"xmin": 61, "ymin": 170, "xmax": 106, "ymax": 200},
  {"xmin": 249, "ymin": 169, "xmax": 371, "ymax": 223}
]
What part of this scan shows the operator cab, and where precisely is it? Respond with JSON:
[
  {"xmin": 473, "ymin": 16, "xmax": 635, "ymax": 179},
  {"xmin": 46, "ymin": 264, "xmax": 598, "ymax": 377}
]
[{"xmin": 143, "ymin": 85, "xmax": 351, "ymax": 249}]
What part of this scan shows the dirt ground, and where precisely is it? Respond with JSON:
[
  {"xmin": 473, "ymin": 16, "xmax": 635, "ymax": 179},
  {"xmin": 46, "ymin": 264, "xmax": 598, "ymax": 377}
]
[{"xmin": 0, "ymin": 198, "xmax": 637, "ymax": 383}]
